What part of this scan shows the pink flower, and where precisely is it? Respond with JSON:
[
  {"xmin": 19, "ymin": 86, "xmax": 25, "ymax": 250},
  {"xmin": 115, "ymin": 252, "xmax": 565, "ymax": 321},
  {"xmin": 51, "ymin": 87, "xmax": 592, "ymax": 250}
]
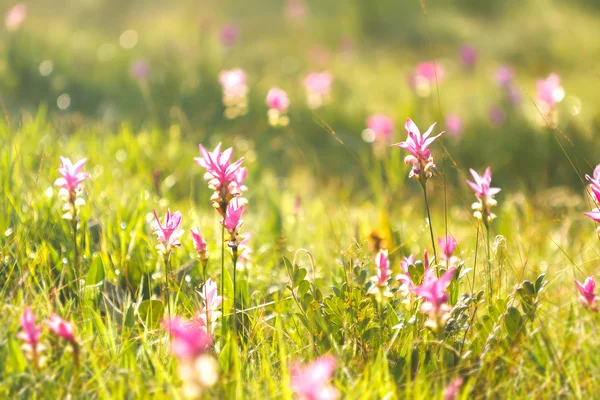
[
  {"xmin": 304, "ymin": 72, "xmax": 333, "ymax": 109},
  {"xmin": 466, "ymin": 167, "xmax": 501, "ymax": 199},
  {"xmin": 285, "ymin": 0, "xmax": 308, "ymax": 21},
  {"xmin": 460, "ymin": 45, "xmax": 477, "ymax": 69},
  {"xmin": 413, "ymin": 266, "xmax": 456, "ymax": 316},
  {"xmin": 5, "ymin": 4, "xmax": 26, "ymax": 31},
  {"xmin": 398, "ymin": 251, "xmax": 429, "ymax": 289},
  {"xmin": 370, "ymin": 250, "xmax": 391, "ymax": 288},
  {"xmin": 290, "ymin": 355, "xmax": 339, "ymax": 400},
  {"xmin": 438, "ymin": 235, "xmax": 457, "ymax": 259},
  {"xmin": 266, "ymin": 88, "xmax": 289, "ymax": 112},
  {"xmin": 152, "ymin": 209, "xmax": 184, "ymax": 251},
  {"xmin": 191, "ymin": 227, "xmax": 208, "ymax": 254},
  {"xmin": 220, "ymin": 23, "xmax": 238, "ymax": 47},
  {"xmin": 163, "ymin": 317, "xmax": 212, "ymax": 359},
  {"xmin": 445, "ymin": 114, "xmax": 462, "ymax": 136},
  {"xmin": 393, "ymin": 118, "xmax": 443, "ymax": 179},
  {"xmin": 195, "ymin": 143, "xmax": 244, "ymax": 196},
  {"xmin": 400, "ymin": 255, "xmax": 415, "ymax": 274},
  {"xmin": 54, "ymin": 157, "xmax": 90, "ymax": 192},
  {"xmin": 585, "ymin": 164, "xmax": 600, "ymax": 192},
  {"xmin": 415, "ymin": 62, "xmax": 445, "ymax": 82},
  {"xmin": 575, "ymin": 277, "xmax": 598, "ymax": 310},
  {"xmin": 443, "ymin": 377, "xmax": 464, "ymax": 400},
  {"xmin": 495, "ymin": 66, "xmax": 515, "ymax": 88},
  {"xmin": 196, "ymin": 278, "xmax": 223, "ymax": 331},
  {"xmin": 222, "ymin": 198, "xmax": 245, "ymax": 234},
  {"xmin": 17, "ymin": 307, "xmax": 41, "ymax": 348},
  {"xmin": 219, "ymin": 68, "xmax": 248, "ymax": 99},
  {"xmin": 131, "ymin": 59, "xmax": 150, "ymax": 80},
  {"xmin": 537, "ymin": 73, "xmax": 565, "ymax": 109},
  {"xmin": 488, "ymin": 106, "xmax": 506, "ymax": 127},
  {"xmin": 47, "ymin": 314, "xmax": 76, "ymax": 343},
  {"xmin": 237, "ymin": 233, "xmax": 253, "ymax": 267},
  {"xmin": 233, "ymin": 167, "xmax": 248, "ymax": 194},
  {"xmin": 367, "ymin": 114, "xmax": 394, "ymax": 142}
]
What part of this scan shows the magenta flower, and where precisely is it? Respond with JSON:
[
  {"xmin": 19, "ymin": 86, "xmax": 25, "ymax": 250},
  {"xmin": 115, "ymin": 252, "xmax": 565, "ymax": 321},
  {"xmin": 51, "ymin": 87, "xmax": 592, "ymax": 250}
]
[
  {"xmin": 438, "ymin": 235, "xmax": 457, "ymax": 260},
  {"xmin": 413, "ymin": 266, "xmax": 456, "ymax": 317},
  {"xmin": 233, "ymin": 167, "xmax": 248, "ymax": 194},
  {"xmin": 443, "ymin": 377, "xmax": 464, "ymax": 400},
  {"xmin": 196, "ymin": 278, "xmax": 223, "ymax": 332},
  {"xmin": 195, "ymin": 143, "xmax": 244, "ymax": 206},
  {"xmin": 400, "ymin": 254, "xmax": 415, "ymax": 274},
  {"xmin": 398, "ymin": 251, "xmax": 429, "ymax": 289},
  {"xmin": 152, "ymin": 209, "xmax": 184, "ymax": 253},
  {"xmin": 5, "ymin": 3, "xmax": 26, "ymax": 31},
  {"xmin": 575, "ymin": 277, "xmax": 599, "ymax": 310},
  {"xmin": 367, "ymin": 114, "xmax": 394, "ymax": 143},
  {"xmin": 467, "ymin": 167, "xmax": 501, "ymax": 224},
  {"xmin": 131, "ymin": 59, "xmax": 150, "ymax": 80},
  {"xmin": 47, "ymin": 314, "xmax": 76, "ymax": 343},
  {"xmin": 445, "ymin": 114, "xmax": 462, "ymax": 136},
  {"xmin": 415, "ymin": 62, "xmax": 445, "ymax": 82},
  {"xmin": 220, "ymin": 23, "xmax": 239, "ymax": 47},
  {"xmin": 393, "ymin": 118, "xmax": 443, "ymax": 180},
  {"xmin": 222, "ymin": 198, "xmax": 245, "ymax": 234},
  {"xmin": 495, "ymin": 66, "xmax": 515, "ymax": 88},
  {"xmin": 266, "ymin": 88, "xmax": 289, "ymax": 112},
  {"xmin": 191, "ymin": 227, "xmax": 208, "ymax": 255},
  {"xmin": 537, "ymin": 73, "xmax": 565, "ymax": 109},
  {"xmin": 54, "ymin": 157, "xmax": 90, "ymax": 193},
  {"xmin": 17, "ymin": 308, "xmax": 41, "ymax": 349},
  {"xmin": 290, "ymin": 355, "xmax": 339, "ymax": 400},
  {"xmin": 585, "ymin": 164, "xmax": 600, "ymax": 192},
  {"xmin": 163, "ymin": 317, "xmax": 212, "ymax": 360},
  {"xmin": 369, "ymin": 250, "xmax": 392, "ymax": 291},
  {"xmin": 304, "ymin": 71, "xmax": 333, "ymax": 109},
  {"xmin": 459, "ymin": 45, "xmax": 477, "ymax": 69}
]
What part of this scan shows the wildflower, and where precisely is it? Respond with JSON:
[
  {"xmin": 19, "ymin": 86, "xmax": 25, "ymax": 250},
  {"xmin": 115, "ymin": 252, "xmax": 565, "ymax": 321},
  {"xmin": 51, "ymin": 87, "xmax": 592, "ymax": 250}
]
[
  {"xmin": 585, "ymin": 164, "xmax": 600, "ymax": 193},
  {"xmin": 237, "ymin": 233, "xmax": 253, "ymax": 269},
  {"xmin": 369, "ymin": 250, "xmax": 392, "ymax": 298},
  {"xmin": 443, "ymin": 377, "xmax": 464, "ymax": 400},
  {"xmin": 195, "ymin": 278, "xmax": 223, "ymax": 333},
  {"xmin": 574, "ymin": 277, "xmax": 599, "ymax": 310},
  {"xmin": 537, "ymin": 73, "xmax": 565, "ymax": 111},
  {"xmin": 163, "ymin": 316, "xmax": 212, "ymax": 360},
  {"xmin": 266, "ymin": 87, "xmax": 290, "ymax": 127},
  {"xmin": 17, "ymin": 308, "xmax": 45, "ymax": 366},
  {"xmin": 438, "ymin": 235, "xmax": 459, "ymax": 268},
  {"xmin": 194, "ymin": 143, "xmax": 244, "ymax": 213},
  {"xmin": 400, "ymin": 254, "xmax": 415, "ymax": 275},
  {"xmin": 467, "ymin": 167, "xmax": 501, "ymax": 225},
  {"xmin": 54, "ymin": 156, "xmax": 90, "ymax": 220},
  {"xmin": 285, "ymin": 0, "xmax": 308, "ymax": 21},
  {"xmin": 152, "ymin": 209, "xmax": 184, "ymax": 254},
  {"xmin": 191, "ymin": 227, "xmax": 209, "ymax": 261},
  {"xmin": 47, "ymin": 315, "xmax": 76, "ymax": 343},
  {"xmin": 413, "ymin": 266, "xmax": 456, "ymax": 327},
  {"xmin": 223, "ymin": 197, "xmax": 245, "ymax": 236},
  {"xmin": 5, "ymin": 4, "xmax": 26, "ymax": 31},
  {"xmin": 393, "ymin": 118, "xmax": 443, "ymax": 180},
  {"xmin": 219, "ymin": 68, "xmax": 248, "ymax": 119},
  {"xmin": 459, "ymin": 45, "xmax": 477, "ymax": 69},
  {"xmin": 220, "ymin": 23, "xmax": 238, "ymax": 47},
  {"xmin": 397, "ymin": 251, "xmax": 429, "ymax": 290},
  {"xmin": 495, "ymin": 66, "xmax": 515, "ymax": 88},
  {"xmin": 131, "ymin": 59, "xmax": 150, "ymax": 80},
  {"xmin": 290, "ymin": 355, "xmax": 339, "ymax": 400},
  {"xmin": 303, "ymin": 71, "xmax": 333, "ymax": 109},
  {"xmin": 366, "ymin": 114, "xmax": 394, "ymax": 143},
  {"xmin": 445, "ymin": 114, "xmax": 462, "ymax": 136},
  {"xmin": 409, "ymin": 61, "xmax": 444, "ymax": 97}
]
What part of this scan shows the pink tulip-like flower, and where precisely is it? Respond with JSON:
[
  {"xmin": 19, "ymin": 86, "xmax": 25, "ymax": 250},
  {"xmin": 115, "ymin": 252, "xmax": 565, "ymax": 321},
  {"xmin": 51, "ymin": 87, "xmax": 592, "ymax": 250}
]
[
  {"xmin": 191, "ymin": 227, "xmax": 208, "ymax": 259},
  {"xmin": 495, "ymin": 66, "xmax": 515, "ymax": 88},
  {"xmin": 163, "ymin": 317, "xmax": 212, "ymax": 360},
  {"xmin": 443, "ymin": 377, "xmax": 464, "ymax": 400},
  {"xmin": 304, "ymin": 72, "xmax": 333, "ymax": 109},
  {"xmin": 152, "ymin": 209, "xmax": 184, "ymax": 253},
  {"xmin": 369, "ymin": 250, "xmax": 392, "ymax": 290},
  {"xmin": 290, "ymin": 355, "xmax": 339, "ymax": 400},
  {"xmin": 413, "ymin": 266, "xmax": 456, "ymax": 318},
  {"xmin": 409, "ymin": 62, "xmax": 444, "ymax": 97},
  {"xmin": 574, "ymin": 277, "xmax": 598, "ymax": 310},
  {"xmin": 460, "ymin": 45, "xmax": 477, "ymax": 69},
  {"xmin": 195, "ymin": 143, "xmax": 244, "ymax": 209},
  {"xmin": 220, "ymin": 23, "xmax": 239, "ymax": 47},
  {"xmin": 445, "ymin": 114, "xmax": 462, "ymax": 136},
  {"xmin": 131, "ymin": 59, "xmax": 150, "ymax": 80},
  {"xmin": 438, "ymin": 235, "xmax": 458, "ymax": 264},
  {"xmin": 5, "ymin": 3, "xmax": 26, "ymax": 31},
  {"xmin": 219, "ymin": 69, "xmax": 248, "ymax": 99},
  {"xmin": 398, "ymin": 251, "xmax": 430, "ymax": 289},
  {"xmin": 585, "ymin": 164, "xmax": 600, "ymax": 193},
  {"xmin": 467, "ymin": 167, "xmax": 501, "ymax": 224},
  {"xmin": 393, "ymin": 118, "xmax": 443, "ymax": 180},
  {"xmin": 196, "ymin": 278, "xmax": 223, "ymax": 332},
  {"xmin": 233, "ymin": 167, "xmax": 248, "ymax": 194},
  {"xmin": 54, "ymin": 157, "xmax": 90, "ymax": 193},
  {"xmin": 222, "ymin": 197, "xmax": 245, "ymax": 234},
  {"xmin": 400, "ymin": 255, "xmax": 415, "ymax": 274},
  {"xmin": 266, "ymin": 88, "xmax": 289, "ymax": 112},
  {"xmin": 537, "ymin": 73, "xmax": 565, "ymax": 110},
  {"xmin": 367, "ymin": 114, "xmax": 394, "ymax": 143},
  {"xmin": 47, "ymin": 314, "xmax": 76, "ymax": 343},
  {"xmin": 17, "ymin": 308, "xmax": 41, "ymax": 349}
]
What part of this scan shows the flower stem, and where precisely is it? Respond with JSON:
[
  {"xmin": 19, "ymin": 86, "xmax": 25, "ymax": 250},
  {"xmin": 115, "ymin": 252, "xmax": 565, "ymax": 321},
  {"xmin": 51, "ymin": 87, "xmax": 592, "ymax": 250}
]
[
  {"xmin": 485, "ymin": 224, "xmax": 492, "ymax": 300},
  {"xmin": 232, "ymin": 245, "xmax": 239, "ymax": 338},
  {"xmin": 420, "ymin": 179, "xmax": 438, "ymax": 276},
  {"xmin": 164, "ymin": 254, "xmax": 172, "ymax": 321},
  {"xmin": 220, "ymin": 223, "xmax": 226, "ymax": 341}
]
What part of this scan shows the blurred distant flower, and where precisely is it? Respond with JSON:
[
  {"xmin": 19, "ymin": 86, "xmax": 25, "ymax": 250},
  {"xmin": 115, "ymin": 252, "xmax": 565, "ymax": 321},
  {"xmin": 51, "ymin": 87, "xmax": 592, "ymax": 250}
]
[
  {"xmin": 488, "ymin": 106, "xmax": 506, "ymax": 127},
  {"xmin": 47, "ymin": 315, "xmax": 76, "ymax": 343},
  {"xmin": 574, "ymin": 277, "xmax": 598, "ymax": 311},
  {"xmin": 163, "ymin": 316, "xmax": 212, "ymax": 359},
  {"xmin": 220, "ymin": 23, "xmax": 238, "ymax": 47},
  {"xmin": 340, "ymin": 37, "xmax": 354, "ymax": 57},
  {"xmin": 266, "ymin": 87, "xmax": 290, "ymax": 127},
  {"xmin": 413, "ymin": 265, "xmax": 455, "ymax": 327},
  {"xmin": 304, "ymin": 71, "xmax": 333, "ymax": 109},
  {"xmin": 507, "ymin": 85, "xmax": 522, "ymax": 107},
  {"xmin": 219, "ymin": 68, "xmax": 248, "ymax": 119},
  {"xmin": 367, "ymin": 114, "xmax": 394, "ymax": 143},
  {"xmin": 290, "ymin": 355, "xmax": 339, "ymax": 400},
  {"xmin": 285, "ymin": 0, "xmax": 308, "ymax": 21},
  {"xmin": 495, "ymin": 66, "xmax": 515, "ymax": 88},
  {"xmin": 130, "ymin": 59, "xmax": 150, "ymax": 80},
  {"xmin": 409, "ymin": 62, "xmax": 445, "ymax": 98},
  {"xmin": 443, "ymin": 377, "xmax": 464, "ymax": 400},
  {"xmin": 152, "ymin": 209, "xmax": 184, "ymax": 254},
  {"xmin": 537, "ymin": 73, "xmax": 565, "ymax": 110},
  {"xmin": 393, "ymin": 118, "xmax": 443, "ymax": 180},
  {"xmin": 438, "ymin": 235, "xmax": 459, "ymax": 268},
  {"xmin": 445, "ymin": 114, "xmax": 462, "ymax": 136},
  {"xmin": 369, "ymin": 250, "xmax": 392, "ymax": 298},
  {"xmin": 459, "ymin": 45, "xmax": 477, "ymax": 69},
  {"xmin": 191, "ymin": 227, "xmax": 208, "ymax": 261},
  {"xmin": 54, "ymin": 157, "xmax": 90, "ymax": 220},
  {"xmin": 467, "ymin": 167, "xmax": 501, "ymax": 225},
  {"xmin": 237, "ymin": 233, "xmax": 253, "ymax": 269},
  {"xmin": 5, "ymin": 3, "xmax": 26, "ymax": 31},
  {"xmin": 18, "ymin": 308, "xmax": 45, "ymax": 366}
]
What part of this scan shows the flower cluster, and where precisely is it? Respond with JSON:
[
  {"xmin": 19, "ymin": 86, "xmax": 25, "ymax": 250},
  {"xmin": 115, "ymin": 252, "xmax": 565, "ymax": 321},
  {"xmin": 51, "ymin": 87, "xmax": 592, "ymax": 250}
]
[
  {"xmin": 195, "ymin": 278, "xmax": 223, "ymax": 333},
  {"xmin": 467, "ymin": 167, "xmax": 501, "ymax": 225},
  {"xmin": 584, "ymin": 164, "xmax": 600, "ymax": 232},
  {"xmin": 151, "ymin": 209, "xmax": 184, "ymax": 255},
  {"xmin": 290, "ymin": 355, "xmax": 339, "ymax": 400},
  {"xmin": 574, "ymin": 277, "xmax": 598, "ymax": 311},
  {"xmin": 409, "ymin": 61, "xmax": 445, "ymax": 97},
  {"xmin": 266, "ymin": 87, "xmax": 290, "ymax": 127},
  {"xmin": 219, "ymin": 68, "xmax": 248, "ymax": 119},
  {"xmin": 393, "ymin": 118, "xmax": 443, "ymax": 180},
  {"xmin": 54, "ymin": 157, "xmax": 90, "ymax": 220},
  {"xmin": 303, "ymin": 71, "xmax": 333, "ymax": 109}
]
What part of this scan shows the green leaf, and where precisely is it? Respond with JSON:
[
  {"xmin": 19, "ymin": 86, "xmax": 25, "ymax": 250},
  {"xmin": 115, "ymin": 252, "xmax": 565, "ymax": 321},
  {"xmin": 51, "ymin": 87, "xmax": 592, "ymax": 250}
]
[
  {"xmin": 504, "ymin": 306, "xmax": 522, "ymax": 338},
  {"xmin": 137, "ymin": 299, "xmax": 164, "ymax": 330}
]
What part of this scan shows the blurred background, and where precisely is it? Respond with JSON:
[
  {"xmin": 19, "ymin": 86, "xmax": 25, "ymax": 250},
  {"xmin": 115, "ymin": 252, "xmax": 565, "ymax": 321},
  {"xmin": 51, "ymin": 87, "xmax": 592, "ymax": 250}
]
[{"xmin": 2, "ymin": 0, "xmax": 600, "ymax": 193}]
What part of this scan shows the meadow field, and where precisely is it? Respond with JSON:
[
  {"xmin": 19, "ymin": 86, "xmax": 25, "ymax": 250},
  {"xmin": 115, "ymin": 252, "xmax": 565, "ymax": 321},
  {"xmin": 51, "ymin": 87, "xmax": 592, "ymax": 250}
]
[{"xmin": 1, "ymin": 0, "xmax": 600, "ymax": 398}]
